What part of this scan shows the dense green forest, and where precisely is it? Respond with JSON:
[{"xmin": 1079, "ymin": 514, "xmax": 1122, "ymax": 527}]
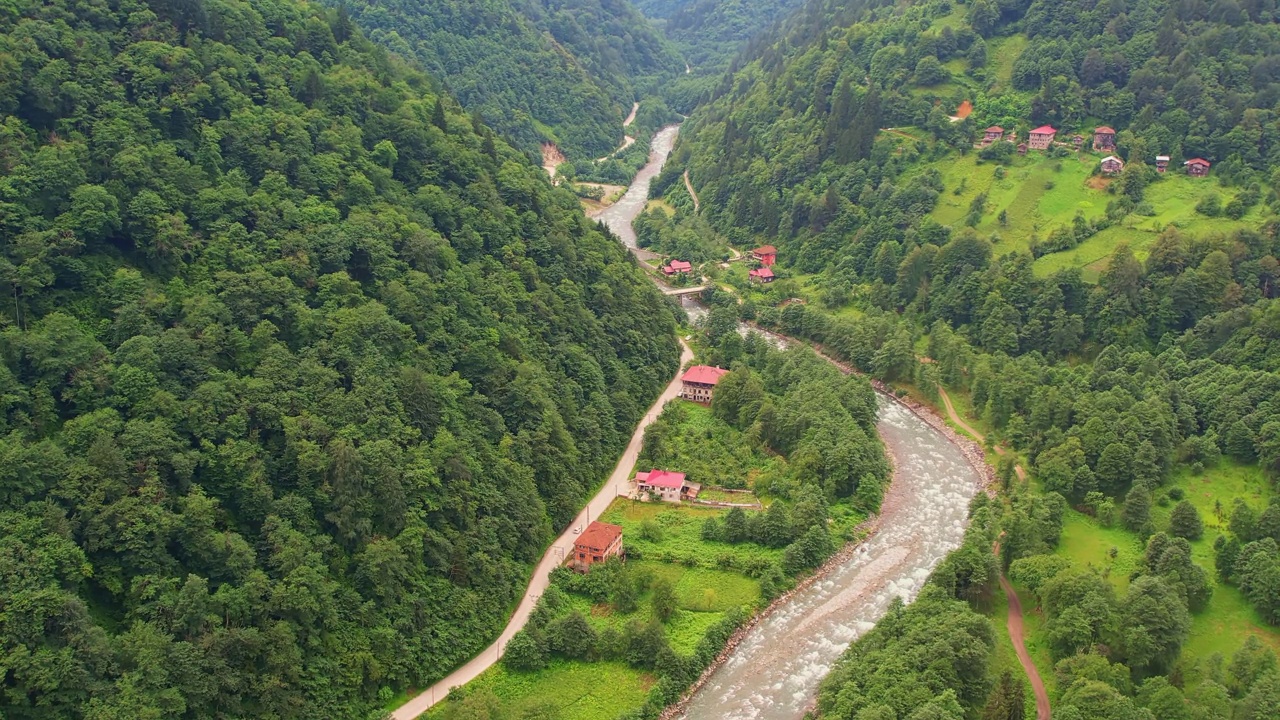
[
  {"xmin": 0, "ymin": 0, "xmax": 681, "ymax": 717},
  {"xmin": 336, "ymin": 0, "xmax": 685, "ymax": 159}
]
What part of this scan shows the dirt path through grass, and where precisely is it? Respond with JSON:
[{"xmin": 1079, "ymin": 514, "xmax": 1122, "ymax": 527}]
[
  {"xmin": 995, "ymin": 541, "xmax": 1052, "ymax": 720},
  {"xmin": 937, "ymin": 385, "xmax": 1027, "ymax": 481}
]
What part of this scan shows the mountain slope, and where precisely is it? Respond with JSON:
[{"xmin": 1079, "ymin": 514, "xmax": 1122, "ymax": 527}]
[
  {"xmin": 0, "ymin": 0, "xmax": 678, "ymax": 717},
  {"xmin": 339, "ymin": 0, "xmax": 684, "ymax": 159},
  {"xmin": 674, "ymin": 0, "xmax": 1280, "ymax": 268}
]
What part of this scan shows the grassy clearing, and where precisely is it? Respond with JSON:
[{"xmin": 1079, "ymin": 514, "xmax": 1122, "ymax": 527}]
[
  {"xmin": 425, "ymin": 661, "xmax": 653, "ymax": 720},
  {"xmin": 601, "ymin": 498, "xmax": 786, "ymax": 569},
  {"xmin": 987, "ymin": 35, "xmax": 1029, "ymax": 91},
  {"xmin": 1047, "ymin": 461, "xmax": 1280, "ymax": 668},
  {"xmin": 927, "ymin": 151, "xmax": 1266, "ymax": 281}
]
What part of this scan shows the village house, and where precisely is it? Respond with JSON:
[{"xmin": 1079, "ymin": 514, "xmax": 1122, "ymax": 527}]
[
  {"xmin": 571, "ymin": 521, "xmax": 623, "ymax": 572},
  {"xmin": 1017, "ymin": 142, "xmax": 1028, "ymax": 155},
  {"xmin": 1028, "ymin": 125, "xmax": 1056, "ymax": 150},
  {"xmin": 1156, "ymin": 155, "xmax": 1170, "ymax": 173},
  {"xmin": 1185, "ymin": 158, "xmax": 1211, "ymax": 177},
  {"xmin": 635, "ymin": 469, "xmax": 701, "ymax": 503},
  {"xmin": 662, "ymin": 259, "xmax": 692, "ymax": 276},
  {"xmin": 680, "ymin": 365, "xmax": 728, "ymax": 403},
  {"xmin": 750, "ymin": 245, "xmax": 777, "ymax": 266},
  {"xmin": 982, "ymin": 126, "xmax": 1004, "ymax": 144},
  {"xmin": 1100, "ymin": 155, "xmax": 1124, "ymax": 176},
  {"xmin": 1093, "ymin": 126, "xmax": 1117, "ymax": 151},
  {"xmin": 749, "ymin": 266, "xmax": 775, "ymax": 283},
  {"xmin": 1071, "ymin": 134, "xmax": 1085, "ymax": 150}
]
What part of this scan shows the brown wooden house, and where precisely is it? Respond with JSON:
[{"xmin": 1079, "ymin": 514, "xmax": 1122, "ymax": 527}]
[
  {"xmin": 1155, "ymin": 155, "xmax": 1170, "ymax": 173},
  {"xmin": 1093, "ymin": 126, "xmax": 1117, "ymax": 151},
  {"xmin": 982, "ymin": 126, "xmax": 1004, "ymax": 143},
  {"xmin": 571, "ymin": 521, "xmax": 623, "ymax": 572},
  {"xmin": 1185, "ymin": 158, "xmax": 1211, "ymax": 177},
  {"xmin": 1100, "ymin": 155, "xmax": 1124, "ymax": 176},
  {"xmin": 679, "ymin": 365, "xmax": 729, "ymax": 403}
]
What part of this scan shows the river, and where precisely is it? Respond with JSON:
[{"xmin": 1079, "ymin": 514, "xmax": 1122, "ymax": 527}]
[
  {"xmin": 592, "ymin": 124, "xmax": 680, "ymax": 251},
  {"xmin": 603, "ymin": 128, "xmax": 984, "ymax": 720}
]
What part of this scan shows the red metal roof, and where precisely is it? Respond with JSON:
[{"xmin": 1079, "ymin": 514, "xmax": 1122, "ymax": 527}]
[
  {"xmin": 752, "ymin": 245, "xmax": 777, "ymax": 255},
  {"xmin": 639, "ymin": 469, "xmax": 686, "ymax": 489},
  {"xmin": 1095, "ymin": 126, "xmax": 1116, "ymax": 134},
  {"xmin": 1030, "ymin": 125, "xmax": 1056, "ymax": 135},
  {"xmin": 1185, "ymin": 158, "xmax": 1211, "ymax": 167},
  {"xmin": 665, "ymin": 260, "xmax": 692, "ymax": 272},
  {"xmin": 575, "ymin": 521, "xmax": 622, "ymax": 551},
  {"xmin": 985, "ymin": 126, "xmax": 1004, "ymax": 133},
  {"xmin": 749, "ymin": 267, "xmax": 775, "ymax": 278},
  {"xmin": 682, "ymin": 365, "xmax": 729, "ymax": 386}
]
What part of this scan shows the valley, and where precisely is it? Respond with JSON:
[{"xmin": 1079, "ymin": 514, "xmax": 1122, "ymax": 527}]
[{"xmin": 4, "ymin": 1, "xmax": 1280, "ymax": 720}]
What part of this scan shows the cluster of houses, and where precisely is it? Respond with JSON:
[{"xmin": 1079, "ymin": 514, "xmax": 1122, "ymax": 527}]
[
  {"xmin": 748, "ymin": 245, "xmax": 776, "ymax": 284},
  {"xmin": 568, "ymin": 362, "xmax": 733, "ymax": 572},
  {"xmin": 978, "ymin": 123, "xmax": 1211, "ymax": 178}
]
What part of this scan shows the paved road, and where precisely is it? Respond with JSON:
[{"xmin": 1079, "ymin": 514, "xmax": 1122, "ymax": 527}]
[{"xmin": 392, "ymin": 339, "xmax": 694, "ymax": 720}]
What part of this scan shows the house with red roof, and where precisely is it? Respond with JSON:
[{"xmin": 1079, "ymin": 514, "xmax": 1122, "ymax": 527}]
[
  {"xmin": 750, "ymin": 245, "xmax": 776, "ymax": 266},
  {"xmin": 749, "ymin": 266, "xmax": 775, "ymax": 283},
  {"xmin": 662, "ymin": 259, "xmax": 693, "ymax": 275},
  {"xmin": 679, "ymin": 365, "xmax": 729, "ymax": 403},
  {"xmin": 1093, "ymin": 126, "xmax": 1116, "ymax": 151},
  {"xmin": 982, "ymin": 126, "xmax": 1004, "ymax": 143},
  {"xmin": 571, "ymin": 521, "xmax": 623, "ymax": 572},
  {"xmin": 1185, "ymin": 158, "xmax": 1211, "ymax": 177},
  {"xmin": 634, "ymin": 469, "xmax": 701, "ymax": 503},
  {"xmin": 1028, "ymin": 125, "xmax": 1056, "ymax": 150}
]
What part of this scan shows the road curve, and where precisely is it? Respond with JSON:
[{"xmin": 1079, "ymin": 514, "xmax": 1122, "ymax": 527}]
[{"xmin": 392, "ymin": 340, "xmax": 694, "ymax": 720}]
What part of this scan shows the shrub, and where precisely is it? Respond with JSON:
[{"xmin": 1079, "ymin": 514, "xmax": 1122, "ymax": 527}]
[
  {"xmin": 503, "ymin": 628, "xmax": 549, "ymax": 671},
  {"xmin": 547, "ymin": 611, "xmax": 597, "ymax": 660},
  {"xmin": 1196, "ymin": 193, "xmax": 1222, "ymax": 216}
]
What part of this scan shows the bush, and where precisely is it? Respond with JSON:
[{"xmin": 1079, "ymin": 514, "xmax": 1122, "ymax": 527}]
[
  {"xmin": 1196, "ymin": 194, "xmax": 1223, "ymax": 216},
  {"xmin": 547, "ymin": 611, "xmax": 597, "ymax": 660},
  {"xmin": 503, "ymin": 628, "xmax": 549, "ymax": 671}
]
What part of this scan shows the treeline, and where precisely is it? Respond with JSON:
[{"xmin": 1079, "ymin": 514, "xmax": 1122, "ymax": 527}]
[
  {"xmin": 0, "ymin": 0, "xmax": 679, "ymax": 717},
  {"xmin": 335, "ymin": 0, "xmax": 684, "ymax": 159}
]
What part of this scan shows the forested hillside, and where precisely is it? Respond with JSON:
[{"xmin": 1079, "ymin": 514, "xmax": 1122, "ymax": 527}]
[
  {"xmin": 338, "ymin": 0, "xmax": 684, "ymax": 159},
  {"xmin": 661, "ymin": 0, "xmax": 1280, "ymax": 717},
  {"xmin": 0, "ymin": 0, "xmax": 679, "ymax": 717},
  {"xmin": 675, "ymin": 0, "xmax": 1280, "ymax": 250}
]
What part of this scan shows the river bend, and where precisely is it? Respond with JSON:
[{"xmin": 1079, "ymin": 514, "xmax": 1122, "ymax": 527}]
[{"xmin": 606, "ymin": 128, "xmax": 984, "ymax": 720}]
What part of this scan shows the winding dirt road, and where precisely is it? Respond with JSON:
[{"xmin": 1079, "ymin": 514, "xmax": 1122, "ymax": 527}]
[
  {"xmin": 392, "ymin": 340, "xmax": 693, "ymax": 720},
  {"xmin": 994, "ymin": 542, "xmax": 1052, "ymax": 720},
  {"xmin": 940, "ymin": 386, "xmax": 1047, "ymax": 718}
]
